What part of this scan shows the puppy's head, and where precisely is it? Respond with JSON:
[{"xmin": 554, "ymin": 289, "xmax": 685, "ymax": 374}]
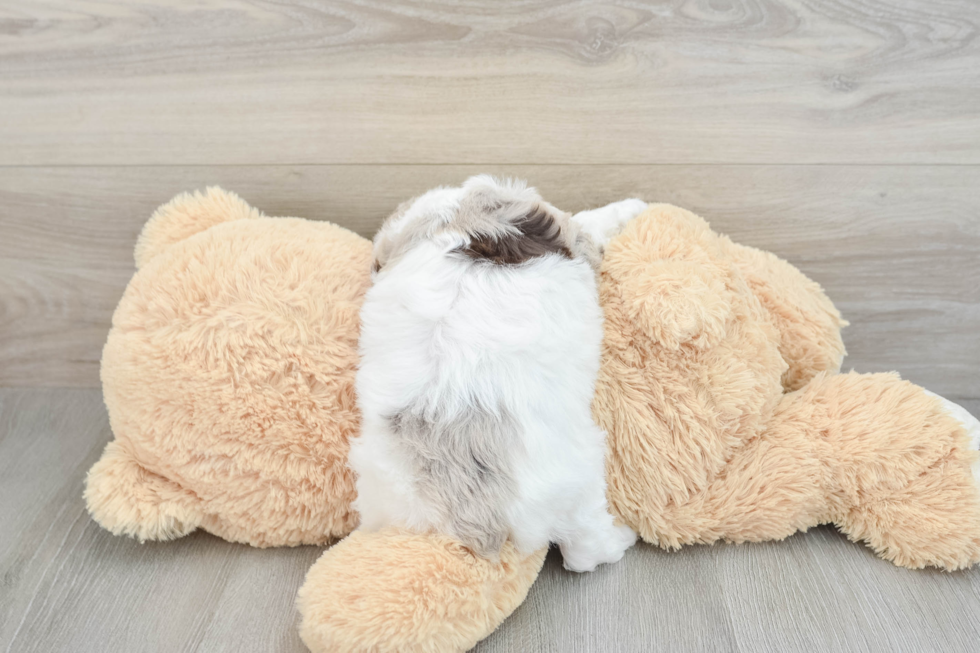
[{"xmin": 372, "ymin": 175, "xmax": 589, "ymax": 275}]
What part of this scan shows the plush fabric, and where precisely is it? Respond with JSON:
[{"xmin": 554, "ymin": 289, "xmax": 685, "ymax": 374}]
[
  {"xmin": 594, "ymin": 206, "xmax": 980, "ymax": 569},
  {"xmin": 87, "ymin": 189, "xmax": 980, "ymax": 653},
  {"xmin": 297, "ymin": 529, "xmax": 546, "ymax": 653},
  {"xmin": 88, "ymin": 188, "xmax": 370, "ymax": 547}
]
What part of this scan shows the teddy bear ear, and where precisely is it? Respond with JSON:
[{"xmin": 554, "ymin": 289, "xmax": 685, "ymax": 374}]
[
  {"xmin": 133, "ymin": 187, "xmax": 263, "ymax": 269},
  {"xmin": 601, "ymin": 205, "xmax": 736, "ymax": 351}
]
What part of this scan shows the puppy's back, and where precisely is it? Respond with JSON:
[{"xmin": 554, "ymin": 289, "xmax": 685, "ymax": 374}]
[{"xmin": 355, "ymin": 176, "xmax": 604, "ymax": 557}]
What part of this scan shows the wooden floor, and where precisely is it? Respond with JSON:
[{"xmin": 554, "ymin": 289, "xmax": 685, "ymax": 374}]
[
  {"xmin": 1, "ymin": 1, "xmax": 979, "ymax": 651},
  {"xmin": 2, "ymin": 389, "xmax": 979, "ymax": 652}
]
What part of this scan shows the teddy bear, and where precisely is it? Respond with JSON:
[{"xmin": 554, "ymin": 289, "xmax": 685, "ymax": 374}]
[{"xmin": 86, "ymin": 187, "xmax": 980, "ymax": 653}]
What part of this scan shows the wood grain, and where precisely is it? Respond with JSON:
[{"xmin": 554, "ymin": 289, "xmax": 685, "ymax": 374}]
[
  {"xmin": 1, "ymin": 0, "xmax": 979, "ymax": 165},
  {"xmin": 2, "ymin": 164, "xmax": 977, "ymax": 404},
  {"xmin": 1, "ymin": 1, "xmax": 978, "ymax": 649},
  {"xmin": 2, "ymin": 389, "xmax": 978, "ymax": 653}
]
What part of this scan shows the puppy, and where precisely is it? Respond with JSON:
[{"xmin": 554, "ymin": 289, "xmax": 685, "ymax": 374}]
[{"xmin": 350, "ymin": 175, "xmax": 644, "ymax": 571}]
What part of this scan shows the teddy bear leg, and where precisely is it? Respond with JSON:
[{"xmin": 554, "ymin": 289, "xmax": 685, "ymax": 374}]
[
  {"xmin": 836, "ymin": 389, "xmax": 980, "ymax": 570},
  {"xmin": 84, "ymin": 440, "xmax": 203, "ymax": 542},
  {"xmin": 721, "ymin": 239, "xmax": 847, "ymax": 391},
  {"xmin": 788, "ymin": 372, "xmax": 980, "ymax": 570},
  {"xmin": 643, "ymin": 406, "xmax": 831, "ymax": 550},
  {"xmin": 644, "ymin": 373, "xmax": 980, "ymax": 572},
  {"xmin": 297, "ymin": 528, "xmax": 547, "ymax": 653},
  {"xmin": 571, "ymin": 199, "xmax": 649, "ymax": 248}
]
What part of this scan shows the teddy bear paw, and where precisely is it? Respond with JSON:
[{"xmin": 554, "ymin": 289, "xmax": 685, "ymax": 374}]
[{"xmin": 572, "ymin": 198, "xmax": 648, "ymax": 248}]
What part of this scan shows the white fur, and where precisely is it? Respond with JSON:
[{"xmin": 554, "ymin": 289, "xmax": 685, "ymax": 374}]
[
  {"xmin": 350, "ymin": 181, "xmax": 639, "ymax": 572},
  {"xmin": 572, "ymin": 198, "xmax": 649, "ymax": 247}
]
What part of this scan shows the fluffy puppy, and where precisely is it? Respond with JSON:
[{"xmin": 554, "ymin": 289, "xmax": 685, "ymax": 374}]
[{"xmin": 350, "ymin": 175, "xmax": 642, "ymax": 572}]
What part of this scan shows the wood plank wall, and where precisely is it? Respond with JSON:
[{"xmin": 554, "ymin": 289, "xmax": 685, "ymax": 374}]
[{"xmin": 1, "ymin": 1, "xmax": 978, "ymax": 406}]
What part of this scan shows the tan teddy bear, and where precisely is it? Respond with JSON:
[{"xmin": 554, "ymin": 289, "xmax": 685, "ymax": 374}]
[{"xmin": 86, "ymin": 188, "xmax": 980, "ymax": 652}]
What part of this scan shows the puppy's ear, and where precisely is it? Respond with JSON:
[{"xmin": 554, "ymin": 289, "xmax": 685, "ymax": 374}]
[
  {"xmin": 461, "ymin": 205, "xmax": 572, "ymax": 265},
  {"xmin": 569, "ymin": 221, "xmax": 602, "ymax": 273},
  {"xmin": 371, "ymin": 197, "xmax": 416, "ymax": 274}
]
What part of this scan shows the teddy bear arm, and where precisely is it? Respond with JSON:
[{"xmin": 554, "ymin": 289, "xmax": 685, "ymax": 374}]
[
  {"xmin": 722, "ymin": 239, "xmax": 847, "ymax": 391},
  {"xmin": 133, "ymin": 187, "xmax": 262, "ymax": 269}
]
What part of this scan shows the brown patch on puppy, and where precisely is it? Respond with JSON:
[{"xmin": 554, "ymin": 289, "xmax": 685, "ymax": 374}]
[{"xmin": 461, "ymin": 207, "xmax": 572, "ymax": 265}]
